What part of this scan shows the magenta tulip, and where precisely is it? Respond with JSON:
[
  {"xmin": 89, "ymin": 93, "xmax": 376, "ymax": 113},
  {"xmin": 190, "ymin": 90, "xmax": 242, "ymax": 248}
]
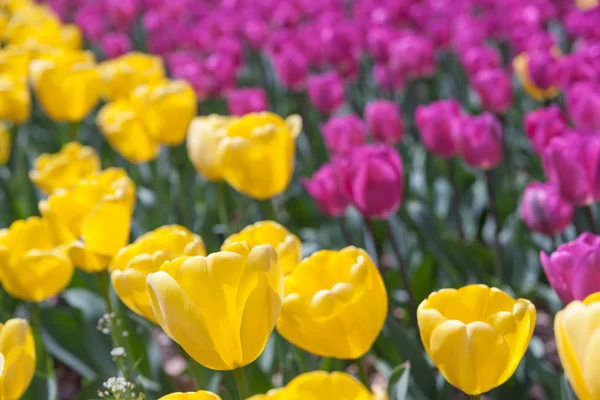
[
  {"xmin": 454, "ymin": 113, "xmax": 503, "ymax": 170},
  {"xmin": 388, "ymin": 34, "xmax": 436, "ymax": 80},
  {"xmin": 520, "ymin": 182, "xmax": 574, "ymax": 235},
  {"xmin": 524, "ymin": 105, "xmax": 568, "ymax": 154},
  {"xmin": 415, "ymin": 99, "xmax": 462, "ymax": 158},
  {"xmin": 227, "ymin": 88, "xmax": 268, "ymax": 116},
  {"xmin": 301, "ymin": 163, "xmax": 350, "ymax": 217},
  {"xmin": 307, "ymin": 71, "xmax": 345, "ymax": 115},
  {"xmin": 566, "ymin": 83, "xmax": 600, "ymax": 131},
  {"xmin": 364, "ymin": 100, "xmax": 405, "ymax": 144},
  {"xmin": 471, "ymin": 68, "xmax": 514, "ymax": 114},
  {"xmin": 272, "ymin": 49, "xmax": 309, "ymax": 91},
  {"xmin": 321, "ymin": 114, "xmax": 366, "ymax": 155},
  {"xmin": 460, "ymin": 46, "xmax": 502, "ymax": 78}
]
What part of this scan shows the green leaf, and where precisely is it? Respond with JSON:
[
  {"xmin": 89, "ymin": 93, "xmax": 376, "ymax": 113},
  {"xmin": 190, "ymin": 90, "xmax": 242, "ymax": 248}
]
[
  {"xmin": 388, "ymin": 362, "xmax": 411, "ymax": 400},
  {"xmin": 560, "ymin": 375, "xmax": 576, "ymax": 400}
]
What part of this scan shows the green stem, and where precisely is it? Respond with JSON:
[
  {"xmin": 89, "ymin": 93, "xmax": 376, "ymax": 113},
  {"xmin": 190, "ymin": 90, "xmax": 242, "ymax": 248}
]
[
  {"xmin": 97, "ymin": 271, "xmax": 113, "ymax": 315},
  {"xmin": 294, "ymin": 345, "xmax": 307, "ymax": 373},
  {"xmin": 320, "ymin": 357, "xmax": 333, "ymax": 372},
  {"xmin": 484, "ymin": 170, "xmax": 505, "ymax": 282},
  {"xmin": 356, "ymin": 357, "xmax": 369, "ymax": 388},
  {"xmin": 447, "ymin": 159, "xmax": 465, "ymax": 239},
  {"xmin": 584, "ymin": 205, "xmax": 597, "ymax": 234},
  {"xmin": 470, "ymin": 395, "xmax": 481, "ymax": 400},
  {"xmin": 216, "ymin": 182, "xmax": 230, "ymax": 235},
  {"xmin": 258, "ymin": 199, "xmax": 277, "ymax": 221},
  {"xmin": 69, "ymin": 121, "xmax": 80, "ymax": 142},
  {"xmin": 184, "ymin": 352, "xmax": 206, "ymax": 390},
  {"xmin": 31, "ymin": 303, "xmax": 47, "ymax": 372},
  {"xmin": 168, "ymin": 147, "xmax": 191, "ymax": 228},
  {"xmin": 232, "ymin": 367, "xmax": 250, "ymax": 400}
]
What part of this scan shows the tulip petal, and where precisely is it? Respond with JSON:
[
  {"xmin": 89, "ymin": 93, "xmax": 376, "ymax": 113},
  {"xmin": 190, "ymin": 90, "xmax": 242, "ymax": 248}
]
[
  {"xmin": 0, "ymin": 353, "xmax": 4, "ymax": 378},
  {"xmin": 583, "ymin": 327, "xmax": 600, "ymax": 399},
  {"xmin": 466, "ymin": 322, "xmax": 511, "ymax": 394},
  {"xmin": 416, "ymin": 307, "xmax": 447, "ymax": 355},
  {"xmin": 0, "ymin": 319, "xmax": 35, "ymax": 400},
  {"xmin": 82, "ymin": 195, "xmax": 132, "ymax": 257}
]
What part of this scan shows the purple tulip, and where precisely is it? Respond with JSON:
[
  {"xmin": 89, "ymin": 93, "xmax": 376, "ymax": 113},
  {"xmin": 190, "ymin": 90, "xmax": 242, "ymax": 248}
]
[
  {"xmin": 460, "ymin": 46, "xmax": 502, "ymax": 78},
  {"xmin": 322, "ymin": 114, "xmax": 366, "ymax": 155},
  {"xmin": 227, "ymin": 88, "xmax": 268, "ymax": 116},
  {"xmin": 75, "ymin": 4, "xmax": 105, "ymax": 42},
  {"xmin": 471, "ymin": 68, "xmax": 514, "ymax": 114},
  {"xmin": 244, "ymin": 19, "xmax": 269, "ymax": 50},
  {"xmin": 338, "ymin": 144, "xmax": 404, "ymax": 219},
  {"xmin": 540, "ymin": 233, "xmax": 600, "ymax": 304},
  {"xmin": 520, "ymin": 181, "xmax": 574, "ymax": 235},
  {"xmin": 524, "ymin": 105, "xmax": 568, "ymax": 154},
  {"xmin": 301, "ymin": 163, "xmax": 350, "ymax": 217},
  {"xmin": 373, "ymin": 63, "xmax": 405, "ymax": 93},
  {"xmin": 103, "ymin": 0, "xmax": 140, "ymax": 32},
  {"xmin": 542, "ymin": 131, "xmax": 600, "ymax": 206},
  {"xmin": 272, "ymin": 49, "xmax": 309, "ymax": 91},
  {"xmin": 364, "ymin": 100, "xmax": 405, "ymax": 144},
  {"xmin": 552, "ymin": 47, "xmax": 600, "ymax": 90},
  {"xmin": 100, "ymin": 32, "xmax": 132, "ymax": 59},
  {"xmin": 567, "ymin": 83, "xmax": 600, "ymax": 131},
  {"xmin": 307, "ymin": 71, "xmax": 345, "ymax": 115},
  {"xmin": 388, "ymin": 34, "xmax": 436, "ymax": 80},
  {"xmin": 415, "ymin": 99, "xmax": 463, "ymax": 158},
  {"xmin": 454, "ymin": 113, "xmax": 503, "ymax": 170},
  {"xmin": 525, "ymin": 50, "xmax": 558, "ymax": 92}
]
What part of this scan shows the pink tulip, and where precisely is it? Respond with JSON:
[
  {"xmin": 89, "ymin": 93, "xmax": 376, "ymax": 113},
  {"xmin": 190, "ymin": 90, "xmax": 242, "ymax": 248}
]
[
  {"xmin": 567, "ymin": 83, "xmax": 600, "ymax": 131},
  {"xmin": 472, "ymin": 68, "xmax": 514, "ymax": 114},
  {"xmin": 388, "ymin": 34, "xmax": 436, "ymax": 80},
  {"xmin": 322, "ymin": 114, "xmax": 366, "ymax": 155},
  {"xmin": 307, "ymin": 71, "xmax": 345, "ymax": 115},
  {"xmin": 272, "ymin": 49, "xmax": 309, "ymax": 91},
  {"xmin": 460, "ymin": 46, "xmax": 502, "ymax": 78},
  {"xmin": 524, "ymin": 105, "xmax": 568, "ymax": 154},
  {"xmin": 454, "ymin": 113, "xmax": 503, "ymax": 170},
  {"xmin": 227, "ymin": 88, "xmax": 268, "ymax": 116},
  {"xmin": 100, "ymin": 32, "xmax": 132, "ymax": 59},
  {"xmin": 520, "ymin": 181, "xmax": 574, "ymax": 235},
  {"xmin": 415, "ymin": 99, "xmax": 463, "ymax": 158},
  {"xmin": 364, "ymin": 100, "xmax": 405, "ymax": 144},
  {"xmin": 301, "ymin": 163, "xmax": 350, "ymax": 217}
]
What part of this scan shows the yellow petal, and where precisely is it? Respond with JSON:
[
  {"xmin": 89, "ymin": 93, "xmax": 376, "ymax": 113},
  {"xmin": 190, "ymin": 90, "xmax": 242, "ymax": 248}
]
[{"xmin": 158, "ymin": 391, "xmax": 222, "ymax": 400}]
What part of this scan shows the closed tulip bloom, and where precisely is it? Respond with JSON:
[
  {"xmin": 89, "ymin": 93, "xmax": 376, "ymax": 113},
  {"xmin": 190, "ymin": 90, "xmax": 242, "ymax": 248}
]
[
  {"xmin": 0, "ymin": 319, "xmax": 35, "ymax": 400},
  {"xmin": 0, "ymin": 73, "xmax": 30, "ymax": 124},
  {"xmin": 186, "ymin": 115, "xmax": 235, "ymax": 181},
  {"xmin": 111, "ymin": 225, "xmax": 206, "ymax": 323},
  {"xmin": 130, "ymin": 80, "xmax": 196, "ymax": 146},
  {"xmin": 339, "ymin": 145, "xmax": 404, "ymax": 219},
  {"xmin": 567, "ymin": 83, "xmax": 600, "ymax": 131},
  {"xmin": 147, "ymin": 243, "xmax": 283, "ymax": 370},
  {"xmin": 554, "ymin": 293, "xmax": 600, "ymax": 400},
  {"xmin": 0, "ymin": 124, "xmax": 9, "ymax": 165},
  {"xmin": 417, "ymin": 284, "xmax": 536, "ymax": 396},
  {"xmin": 513, "ymin": 50, "xmax": 559, "ymax": 101},
  {"xmin": 29, "ymin": 142, "xmax": 100, "ymax": 194},
  {"xmin": 272, "ymin": 49, "xmax": 309, "ymax": 91},
  {"xmin": 277, "ymin": 247, "xmax": 388, "ymax": 359},
  {"xmin": 364, "ymin": 100, "xmax": 405, "ymax": 144},
  {"xmin": 520, "ymin": 182, "xmax": 573, "ymax": 235},
  {"xmin": 223, "ymin": 221, "xmax": 301, "ymax": 276},
  {"xmin": 388, "ymin": 34, "xmax": 436, "ymax": 80},
  {"xmin": 39, "ymin": 168, "xmax": 136, "ymax": 273},
  {"xmin": 542, "ymin": 132, "xmax": 600, "ymax": 206},
  {"xmin": 540, "ymin": 233, "xmax": 600, "ymax": 304},
  {"xmin": 321, "ymin": 114, "xmax": 366, "ymax": 155},
  {"xmin": 301, "ymin": 162, "xmax": 350, "ymax": 218},
  {"xmin": 159, "ymin": 391, "xmax": 221, "ymax": 400},
  {"xmin": 454, "ymin": 113, "xmax": 503, "ymax": 170},
  {"xmin": 471, "ymin": 68, "xmax": 514, "ymax": 114},
  {"xmin": 99, "ymin": 52, "xmax": 165, "ymax": 101},
  {"xmin": 460, "ymin": 46, "xmax": 502, "ymax": 78},
  {"xmin": 217, "ymin": 112, "xmax": 301, "ymax": 200},
  {"xmin": 415, "ymin": 100, "xmax": 462, "ymax": 158},
  {"xmin": 307, "ymin": 71, "xmax": 345, "ymax": 115},
  {"xmin": 0, "ymin": 217, "xmax": 74, "ymax": 302},
  {"xmin": 248, "ymin": 371, "xmax": 378, "ymax": 400},
  {"xmin": 0, "ymin": 46, "xmax": 32, "ymax": 78},
  {"xmin": 29, "ymin": 49, "xmax": 101, "ymax": 122},
  {"xmin": 100, "ymin": 32, "xmax": 132, "ymax": 59},
  {"xmin": 227, "ymin": 88, "xmax": 268, "ymax": 116},
  {"xmin": 524, "ymin": 105, "xmax": 568, "ymax": 154}
]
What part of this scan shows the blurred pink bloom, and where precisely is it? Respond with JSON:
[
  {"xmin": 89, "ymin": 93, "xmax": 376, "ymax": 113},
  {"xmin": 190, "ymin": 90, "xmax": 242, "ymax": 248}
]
[
  {"xmin": 75, "ymin": 4, "xmax": 105, "ymax": 42},
  {"xmin": 373, "ymin": 63, "xmax": 405, "ymax": 93},
  {"xmin": 364, "ymin": 100, "xmax": 405, "ymax": 144},
  {"xmin": 301, "ymin": 163, "xmax": 350, "ymax": 217},
  {"xmin": 104, "ymin": 0, "xmax": 140, "ymax": 31},
  {"xmin": 460, "ymin": 46, "xmax": 502, "ymax": 78},
  {"xmin": 366, "ymin": 26, "xmax": 398, "ymax": 63},
  {"xmin": 322, "ymin": 114, "xmax": 366, "ymax": 155},
  {"xmin": 227, "ymin": 88, "xmax": 268, "ymax": 116},
  {"xmin": 389, "ymin": 34, "xmax": 436, "ymax": 80},
  {"xmin": 525, "ymin": 105, "xmax": 568, "ymax": 154},
  {"xmin": 272, "ymin": 49, "xmax": 309, "ymax": 91},
  {"xmin": 540, "ymin": 233, "xmax": 600, "ymax": 304},
  {"xmin": 567, "ymin": 83, "xmax": 600, "ymax": 131},
  {"xmin": 471, "ymin": 68, "xmax": 514, "ymax": 114},
  {"xmin": 307, "ymin": 71, "xmax": 345, "ymax": 114},
  {"xmin": 100, "ymin": 32, "xmax": 132, "ymax": 59},
  {"xmin": 454, "ymin": 113, "xmax": 503, "ymax": 170},
  {"xmin": 520, "ymin": 181, "xmax": 574, "ymax": 235},
  {"xmin": 415, "ymin": 99, "xmax": 462, "ymax": 158},
  {"xmin": 244, "ymin": 19, "xmax": 270, "ymax": 50}
]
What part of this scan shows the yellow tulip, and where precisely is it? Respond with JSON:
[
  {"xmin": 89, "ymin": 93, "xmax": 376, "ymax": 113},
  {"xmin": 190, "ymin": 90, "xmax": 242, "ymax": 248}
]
[
  {"xmin": 159, "ymin": 391, "xmax": 222, "ymax": 400},
  {"xmin": 555, "ymin": 292, "xmax": 600, "ymax": 400},
  {"xmin": 58, "ymin": 24, "xmax": 82, "ymax": 50},
  {"xmin": 29, "ymin": 142, "xmax": 100, "ymax": 194},
  {"xmin": 277, "ymin": 247, "xmax": 388, "ymax": 359},
  {"xmin": 6, "ymin": 4, "xmax": 75, "ymax": 49},
  {"xmin": 576, "ymin": 0, "xmax": 598, "ymax": 10},
  {"xmin": 147, "ymin": 243, "xmax": 283, "ymax": 370},
  {"xmin": 0, "ymin": 123, "xmax": 9, "ymax": 165},
  {"xmin": 39, "ymin": 168, "xmax": 136, "ymax": 273},
  {"xmin": 218, "ymin": 112, "xmax": 302, "ymax": 200},
  {"xmin": 111, "ymin": 225, "xmax": 206, "ymax": 324},
  {"xmin": 29, "ymin": 49, "xmax": 101, "ymax": 122},
  {"xmin": 96, "ymin": 98, "xmax": 160, "ymax": 163},
  {"xmin": 99, "ymin": 52, "xmax": 165, "ymax": 101},
  {"xmin": 186, "ymin": 114, "xmax": 236, "ymax": 181},
  {"xmin": 131, "ymin": 79, "xmax": 196, "ymax": 146},
  {"xmin": 417, "ymin": 284, "xmax": 536, "ymax": 396},
  {"xmin": 223, "ymin": 221, "xmax": 301, "ymax": 276},
  {"xmin": 247, "ymin": 371, "xmax": 378, "ymax": 400},
  {"xmin": 0, "ymin": 217, "xmax": 74, "ymax": 302},
  {"xmin": 513, "ymin": 51, "xmax": 559, "ymax": 101},
  {"xmin": 0, "ymin": 318, "xmax": 35, "ymax": 400},
  {"xmin": 0, "ymin": 73, "xmax": 30, "ymax": 124},
  {"xmin": 0, "ymin": 46, "xmax": 31, "ymax": 77}
]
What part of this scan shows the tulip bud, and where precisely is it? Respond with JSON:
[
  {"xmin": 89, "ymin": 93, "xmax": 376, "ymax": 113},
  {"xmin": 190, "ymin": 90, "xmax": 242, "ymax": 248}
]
[
  {"xmin": 147, "ymin": 244, "xmax": 283, "ymax": 370},
  {"xmin": 100, "ymin": 32, "xmax": 132, "ymax": 59},
  {"xmin": 244, "ymin": 19, "xmax": 269, "ymax": 50},
  {"xmin": 520, "ymin": 182, "xmax": 573, "ymax": 235},
  {"xmin": 307, "ymin": 71, "xmax": 345, "ymax": 115},
  {"xmin": 460, "ymin": 46, "xmax": 502, "ymax": 78},
  {"xmin": 567, "ymin": 83, "xmax": 600, "ymax": 131},
  {"xmin": 364, "ymin": 100, "xmax": 405, "ymax": 144},
  {"xmin": 99, "ymin": 52, "xmax": 165, "ymax": 101},
  {"xmin": 186, "ymin": 115, "xmax": 235, "ymax": 181},
  {"xmin": 542, "ymin": 132, "xmax": 600, "ymax": 206},
  {"xmin": 415, "ymin": 100, "xmax": 462, "ymax": 158},
  {"xmin": 454, "ymin": 113, "xmax": 503, "ymax": 170},
  {"xmin": 277, "ymin": 247, "xmax": 388, "ymax": 359},
  {"xmin": 524, "ymin": 105, "xmax": 568, "ymax": 154},
  {"xmin": 540, "ymin": 233, "xmax": 600, "ymax": 304},
  {"xmin": 471, "ymin": 68, "xmax": 514, "ymax": 114},
  {"xmin": 223, "ymin": 221, "xmax": 301, "ymax": 276},
  {"xmin": 373, "ymin": 63, "xmax": 405, "ymax": 93},
  {"xmin": 0, "ymin": 217, "xmax": 74, "ymax": 302},
  {"xmin": 39, "ymin": 168, "xmax": 136, "ymax": 273},
  {"xmin": 227, "ymin": 88, "xmax": 268, "ymax": 116},
  {"xmin": 0, "ymin": 319, "xmax": 35, "ymax": 400},
  {"xmin": 301, "ymin": 162, "xmax": 350, "ymax": 218},
  {"xmin": 272, "ymin": 48, "xmax": 309, "ymax": 91},
  {"xmin": 0, "ymin": 73, "xmax": 30, "ymax": 124},
  {"xmin": 29, "ymin": 49, "xmax": 101, "ymax": 122},
  {"xmin": 217, "ymin": 112, "xmax": 301, "ymax": 200},
  {"xmin": 321, "ymin": 114, "xmax": 365, "ymax": 155},
  {"xmin": 111, "ymin": 225, "xmax": 206, "ymax": 323},
  {"xmin": 554, "ymin": 293, "xmax": 600, "ymax": 400},
  {"xmin": 388, "ymin": 34, "xmax": 436, "ymax": 80},
  {"xmin": 418, "ymin": 284, "xmax": 536, "ymax": 396},
  {"xmin": 29, "ymin": 142, "xmax": 101, "ymax": 194},
  {"xmin": 0, "ymin": 123, "xmax": 9, "ymax": 165},
  {"xmin": 159, "ymin": 391, "xmax": 221, "ymax": 400},
  {"xmin": 513, "ymin": 50, "xmax": 559, "ymax": 101}
]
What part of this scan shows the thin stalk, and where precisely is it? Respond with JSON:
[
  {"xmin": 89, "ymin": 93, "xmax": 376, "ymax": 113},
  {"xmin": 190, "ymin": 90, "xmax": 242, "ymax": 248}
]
[
  {"xmin": 216, "ymin": 182, "xmax": 230, "ymax": 235},
  {"xmin": 184, "ymin": 353, "xmax": 206, "ymax": 390},
  {"xmin": 584, "ymin": 205, "xmax": 597, "ymax": 234},
  {"xmin": 294, "ymin": 345, "xmax": 307, "ymax": 373},
  {"xmin": 31, "ymin": 303, "xmax": 48, "ymax": 373},
  {"xmin": 484, "ymin": 170, "xmax": 505, "ymax": 281},
  {"xmin": 232, "ymin": 367, "xmax": 250, "ymax": 400},
  {"xmin": 320, "ymin": 357, "xmax": 333, "ymax": 372},
  {"xmin": 97, "ymin": 271, "xmax": 114, "ymax": 315},
  {"xmin": 69, "ymin": 121, "xmax": 80, "ymax": 142},
  {"xmin": 168, "ymin": 148, "xmax": 191, "ymax": 228},
  {"xmin": 258, "ymin": 199, "xmax": 277, "ymax": 221},
  {"xmin": 383, "ymin": 219, "xmax": 417, "ymax": 326},
  {"xmin": 338, "ymin": 217, "xmax": 353, "ymax": 245},
  {"xmin": 355, "ymin": 357, "xmax": 369, "ymax": 388},
  {"xmin": 470, "ymin": 395, "xmax": 481, "ymax": 400},
  {"xmin": 363, "ymin": 218, "xmax": 381, "ymax": 267},
  {"xmin": 447, "ymin": 159, "xmax": 465, "ymax": 239},
  {"xmin": 550, "ymin": 235, "xmax": 558, "ymax": 250}
]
